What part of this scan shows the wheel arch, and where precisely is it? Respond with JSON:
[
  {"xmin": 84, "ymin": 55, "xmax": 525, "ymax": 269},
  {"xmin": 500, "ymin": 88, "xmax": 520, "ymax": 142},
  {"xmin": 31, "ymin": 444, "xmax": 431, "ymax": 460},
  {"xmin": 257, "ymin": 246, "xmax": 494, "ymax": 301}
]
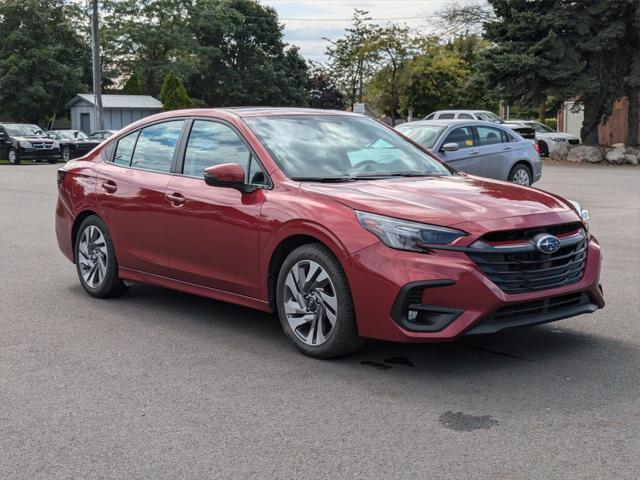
[
  {"xmin": 71, "ymin": 210, "xmax": 100, "ymax": 262},
  {"xmin": 266, "ymin": 234, "xmax": 343, "ymax": 313}
]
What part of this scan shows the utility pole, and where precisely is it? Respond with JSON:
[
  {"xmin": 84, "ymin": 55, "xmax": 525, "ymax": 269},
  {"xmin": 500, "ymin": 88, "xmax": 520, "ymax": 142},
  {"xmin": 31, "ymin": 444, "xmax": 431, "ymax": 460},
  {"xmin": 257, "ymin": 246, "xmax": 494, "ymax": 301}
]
[{"xmin": 90, "ymin": 0, "xmax": 104, "ymax": 131}]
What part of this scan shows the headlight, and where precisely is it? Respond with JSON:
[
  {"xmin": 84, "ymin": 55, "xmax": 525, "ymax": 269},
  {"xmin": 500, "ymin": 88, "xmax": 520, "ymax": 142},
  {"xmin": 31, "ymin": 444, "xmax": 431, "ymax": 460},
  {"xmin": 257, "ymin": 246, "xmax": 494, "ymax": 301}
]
[
  {"xmin": 568, "ymin": 199, "xmax": 589, "ymax": 222},
  {"xmin": 552, "ymin": 137, "xmax": 568, "ymax": 142},
  {"xmin": 19, "ymin": 140, "xmax": 33, "ymax": 148},
  {"xmin": 356, "ymin": 211, "xmax": 466, "ymax": 252}
]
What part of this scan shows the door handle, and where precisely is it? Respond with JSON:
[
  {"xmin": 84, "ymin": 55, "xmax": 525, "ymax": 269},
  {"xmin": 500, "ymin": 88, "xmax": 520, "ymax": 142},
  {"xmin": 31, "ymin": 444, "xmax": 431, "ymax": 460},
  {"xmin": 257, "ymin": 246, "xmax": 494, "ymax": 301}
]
[
  {"xmin": 166, "ymin": 192, "xmax": 186, "ymax": 206},
  {"xmin": 502, "ymin": 146, "xmax": 513, "ymax": 150},
  {"xmin": 469, "ymin": 150, "xmax": 480, "ymax": 155},
  {"xmin": 101, "ymin": 180, "xmax": 117, "ymax": 193}
]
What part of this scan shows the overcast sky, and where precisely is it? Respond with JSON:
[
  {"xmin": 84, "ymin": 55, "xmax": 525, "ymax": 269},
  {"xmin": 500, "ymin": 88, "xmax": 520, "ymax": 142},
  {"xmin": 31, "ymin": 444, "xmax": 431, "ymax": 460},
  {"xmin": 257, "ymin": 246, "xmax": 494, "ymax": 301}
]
[{"xmin": 261, "ymin": 0, "xmax": 460, "ymax": 62}]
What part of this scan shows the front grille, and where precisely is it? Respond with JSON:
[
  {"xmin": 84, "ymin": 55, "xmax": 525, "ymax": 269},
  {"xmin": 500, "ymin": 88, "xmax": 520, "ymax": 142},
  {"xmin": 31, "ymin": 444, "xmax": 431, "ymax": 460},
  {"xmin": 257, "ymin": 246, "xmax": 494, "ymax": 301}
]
[
  {"xmin": 468, "ymin": 233, "xmax": 587, "ymax": 294},
  {"xmin": 481, "ymin": 222, "xmax": 582, "ymax": 243},
  {"xmin": 485, "ymin": 291, "xmax": 591, "ymax": 324},
  {"xmin": 31, "ymin": 141, "xmax": 55, "ymax": 150},
  {"xmin": 568, "ymin": 139, "xmax": 580, "ymax": 145}
]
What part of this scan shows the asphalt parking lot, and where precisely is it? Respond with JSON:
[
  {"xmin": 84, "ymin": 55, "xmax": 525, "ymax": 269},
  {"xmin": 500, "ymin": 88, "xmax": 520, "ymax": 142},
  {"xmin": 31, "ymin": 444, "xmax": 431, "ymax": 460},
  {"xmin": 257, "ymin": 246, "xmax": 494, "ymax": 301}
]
[{"xmin": 1, "ymin": 162, "xmax": 639, "ymax": 479}]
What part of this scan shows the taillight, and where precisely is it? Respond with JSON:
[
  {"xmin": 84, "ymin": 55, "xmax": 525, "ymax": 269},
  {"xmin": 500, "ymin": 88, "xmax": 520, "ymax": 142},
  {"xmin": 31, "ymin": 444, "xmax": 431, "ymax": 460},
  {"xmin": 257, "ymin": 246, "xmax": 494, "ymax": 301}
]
[
  {"xmin": 532, "ymin": 143, "xmax": 540, "ymax": 155},
  {"xmin": 57, "ymin": 168, "xmax": 68, "ymax": 186}
]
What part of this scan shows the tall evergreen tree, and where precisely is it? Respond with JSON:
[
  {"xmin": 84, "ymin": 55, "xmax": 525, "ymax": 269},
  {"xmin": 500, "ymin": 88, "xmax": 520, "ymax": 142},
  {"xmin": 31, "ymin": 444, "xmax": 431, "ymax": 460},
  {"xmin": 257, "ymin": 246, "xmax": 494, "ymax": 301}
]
[{"xmin": 160, "ymin": 71, "xmax": 194, "ymax": 110}]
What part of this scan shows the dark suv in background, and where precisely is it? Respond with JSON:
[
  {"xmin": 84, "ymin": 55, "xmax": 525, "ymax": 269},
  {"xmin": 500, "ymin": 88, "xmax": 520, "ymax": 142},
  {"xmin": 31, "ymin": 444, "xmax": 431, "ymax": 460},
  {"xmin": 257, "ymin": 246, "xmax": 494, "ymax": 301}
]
[
  {"xmin": 47, "ymin": 130, "xmax": 101, "ymax": 161},
  {"xmin": 0, "ymin": 123, "xmax": 61, "ymax": 164}
]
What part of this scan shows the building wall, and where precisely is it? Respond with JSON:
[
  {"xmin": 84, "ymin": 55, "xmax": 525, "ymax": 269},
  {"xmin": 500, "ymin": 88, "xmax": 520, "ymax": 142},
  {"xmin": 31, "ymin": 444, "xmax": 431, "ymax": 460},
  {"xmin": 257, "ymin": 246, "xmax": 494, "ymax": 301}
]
[{"xmin": 70, "ymin": 105, "xmax": 162, "ymax": 133}]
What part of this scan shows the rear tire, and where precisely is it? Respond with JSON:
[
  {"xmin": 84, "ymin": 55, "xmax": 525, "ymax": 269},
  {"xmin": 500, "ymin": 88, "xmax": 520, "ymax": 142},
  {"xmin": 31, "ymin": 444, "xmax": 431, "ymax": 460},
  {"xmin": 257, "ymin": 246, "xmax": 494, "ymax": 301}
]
[
  {"xmin": 508, "ymin": 163, "xmax": 532, "ymax": 186},
  {"xmin": 8, "ymin": 148, "xmax": 20, "ymax": 165},
  {"xmin": 276, "ymin": 243, "xmax": 364, "ymax": 359},
  {"xmin": 75, "ymin": 215, "xmax": 128, "ymax": 298}
]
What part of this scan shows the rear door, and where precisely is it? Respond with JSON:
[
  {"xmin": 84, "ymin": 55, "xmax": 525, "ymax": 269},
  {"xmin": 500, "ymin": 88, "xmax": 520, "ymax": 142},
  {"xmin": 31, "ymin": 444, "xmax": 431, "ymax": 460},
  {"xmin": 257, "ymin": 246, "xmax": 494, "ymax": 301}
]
[
  {"xmin": 437, "ymin": 125, "xmax": 483, "ymax": 175},
  {"xmin": 472, "ymin": 125, "xmax": 511, "ymax": 180},
  {"xmin": 96, "ymin": 120, "xmax": 186, "ymax": 276}
]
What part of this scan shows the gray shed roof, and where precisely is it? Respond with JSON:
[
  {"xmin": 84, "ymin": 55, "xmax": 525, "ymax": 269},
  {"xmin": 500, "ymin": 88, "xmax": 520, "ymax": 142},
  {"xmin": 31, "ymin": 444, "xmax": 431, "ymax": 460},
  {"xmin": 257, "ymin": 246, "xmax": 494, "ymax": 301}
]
[{"xmin": 66, "ymin": 94, "xmax": 162, "ymax": 110}]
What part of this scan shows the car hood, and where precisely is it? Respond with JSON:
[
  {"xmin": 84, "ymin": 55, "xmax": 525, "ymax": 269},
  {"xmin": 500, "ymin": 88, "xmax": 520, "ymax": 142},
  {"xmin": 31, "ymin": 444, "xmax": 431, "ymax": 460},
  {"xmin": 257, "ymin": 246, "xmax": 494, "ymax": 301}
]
[
  {"xmin": 12, "ymin": 135, "xmax": 53, "ymax": 142},
  {"xmin": 302, "ymin": 175, "xmax": 572, "ymax": 228}
]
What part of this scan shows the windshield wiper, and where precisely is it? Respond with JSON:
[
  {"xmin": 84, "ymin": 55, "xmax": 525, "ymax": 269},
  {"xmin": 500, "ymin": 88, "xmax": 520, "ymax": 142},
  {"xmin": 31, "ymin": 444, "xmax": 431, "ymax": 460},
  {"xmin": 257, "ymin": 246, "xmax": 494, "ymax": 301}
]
[
  {"xmin": 290, "ymin": 176, "xmax": 357, "ymax": 183},
  {"xmin": 352, "ymin": 171, "xmax": 438, "ymax": 179}
]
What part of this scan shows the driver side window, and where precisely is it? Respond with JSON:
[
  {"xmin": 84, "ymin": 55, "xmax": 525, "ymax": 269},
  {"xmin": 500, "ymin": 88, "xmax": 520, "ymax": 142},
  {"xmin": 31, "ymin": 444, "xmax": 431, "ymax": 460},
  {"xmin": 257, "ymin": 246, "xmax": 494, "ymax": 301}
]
[
  {"xmin": 443, "ymin": 127, "xmax": 474, "ymax": 149},
  {"xmin": 183, "ymin": 120, "xmax": 250, "ymax": 177}
]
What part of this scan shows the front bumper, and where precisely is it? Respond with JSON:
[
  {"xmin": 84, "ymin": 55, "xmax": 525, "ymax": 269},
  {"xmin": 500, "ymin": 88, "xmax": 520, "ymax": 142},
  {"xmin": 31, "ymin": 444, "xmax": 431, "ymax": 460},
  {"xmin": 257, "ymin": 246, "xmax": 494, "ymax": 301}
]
[
  {"xmin": 345, "ymin": 236, "xmax": 604, "ymax": 342},
  {"xmin": 19, "ymin": 147, "xmax": 61, "ymax": 160}
]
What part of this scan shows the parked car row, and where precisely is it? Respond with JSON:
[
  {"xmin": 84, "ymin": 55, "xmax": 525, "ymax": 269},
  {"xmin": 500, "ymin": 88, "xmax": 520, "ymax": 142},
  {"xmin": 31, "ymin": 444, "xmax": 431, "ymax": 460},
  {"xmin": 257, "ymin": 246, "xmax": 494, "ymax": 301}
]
[{"xmin": 0, "ymin": 122, "xmax": 116, "ymax": 164}]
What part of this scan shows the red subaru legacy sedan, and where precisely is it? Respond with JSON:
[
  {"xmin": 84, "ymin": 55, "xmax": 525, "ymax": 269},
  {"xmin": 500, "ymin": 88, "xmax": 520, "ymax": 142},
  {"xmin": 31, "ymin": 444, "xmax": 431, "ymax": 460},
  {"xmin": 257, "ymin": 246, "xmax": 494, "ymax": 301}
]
[{"xmin": 55, "ymin": 108, "xmax": 604, "ymax": 358}]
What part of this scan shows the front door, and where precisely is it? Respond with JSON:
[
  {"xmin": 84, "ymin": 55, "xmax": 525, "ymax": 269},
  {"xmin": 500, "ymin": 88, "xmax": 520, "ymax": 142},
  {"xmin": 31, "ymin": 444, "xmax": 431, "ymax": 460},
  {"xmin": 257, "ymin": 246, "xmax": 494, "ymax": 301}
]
[
  {"xmin": 164, "ymin": 119, "xmax": 268, "ymax": 298},
  {"xmin": 438, "ymin": 125, "xmax": 483, "ymax": 175},
  {"xmin": 95, "ymin": 120, "xmax": 186, "ymax": 276}
]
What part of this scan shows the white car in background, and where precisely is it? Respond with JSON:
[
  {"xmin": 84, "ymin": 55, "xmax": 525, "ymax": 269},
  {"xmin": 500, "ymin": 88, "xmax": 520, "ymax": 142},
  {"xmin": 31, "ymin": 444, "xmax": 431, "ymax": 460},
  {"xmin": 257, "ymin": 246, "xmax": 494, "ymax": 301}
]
[
  {"xmin": 503, "ymin": 120, "xmax": 580, "ymax": 157},
  {"xmin": 424, "ymin": 110, "xmax": 536, "ymax": 141}
]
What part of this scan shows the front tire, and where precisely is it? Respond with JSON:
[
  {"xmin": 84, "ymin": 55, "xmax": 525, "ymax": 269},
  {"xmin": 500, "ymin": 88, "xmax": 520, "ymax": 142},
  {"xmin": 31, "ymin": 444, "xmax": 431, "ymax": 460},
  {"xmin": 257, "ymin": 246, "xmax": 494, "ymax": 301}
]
[
  {"xmin": 276, "ymin": 243, "xmax": 364, "ymax": 359},
  {"xmin": 509, "ymin": 163, "xmax": 532, "ymax": 186},
  {"xmin": 8, "ymin": 148, "xmax": 20, "ymax": 165},
  {"xmin": 75, "ymin": 215, "xmax": 128, "ymax": 298},
  {"xmin": 538, "ymin": 141, "xmax": 549, "ymax": 157},
  {"xmin": 62, "ymin": 146, "xmax": 71, "ymax": 162}
]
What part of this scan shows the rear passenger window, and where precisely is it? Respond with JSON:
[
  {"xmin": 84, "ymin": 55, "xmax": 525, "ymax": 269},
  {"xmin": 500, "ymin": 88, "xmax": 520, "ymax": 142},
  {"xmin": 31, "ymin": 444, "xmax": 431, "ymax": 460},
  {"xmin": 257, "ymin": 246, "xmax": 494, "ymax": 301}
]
[
  {"xmin": 113, "ymin": 131, "xmax": 138, "ymax": 166},
  {"xmin": 458, "ymin": 113, "xmax": 473, "ymax": 119},
  {"xmin": 443, "ymin": 126, "xmax": 474, "ymax": 149},
  {"xmin": 438, "ymin": 113, "xmax": 455, "ymax": 119},
  {"xmin": 475, "ymin": 126, "xmax": 504, "ymax": 146},
  {"xmin": 130, "ymin": 120, "xmax": 185, "ymax": 173},
  {"xmin": 183, "ymin": 120, "xmax": 251, "ymax": 177}
]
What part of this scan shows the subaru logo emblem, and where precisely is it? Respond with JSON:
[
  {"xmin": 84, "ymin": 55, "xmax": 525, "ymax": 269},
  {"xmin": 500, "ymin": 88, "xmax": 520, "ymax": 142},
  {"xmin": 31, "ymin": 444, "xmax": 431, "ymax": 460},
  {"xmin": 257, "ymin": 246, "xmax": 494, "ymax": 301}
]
[{"xmin": 534, "ymin": 234, "xmax": 561, "ymax": 254}]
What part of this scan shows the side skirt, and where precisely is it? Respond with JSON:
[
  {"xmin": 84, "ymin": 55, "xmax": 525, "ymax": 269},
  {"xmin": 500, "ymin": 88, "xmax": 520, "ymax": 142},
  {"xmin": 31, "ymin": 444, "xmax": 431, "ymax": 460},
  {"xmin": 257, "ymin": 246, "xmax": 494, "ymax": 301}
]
[{"xmin": 119, "ymin": 267, "xmax": 272, "ymax": 313}]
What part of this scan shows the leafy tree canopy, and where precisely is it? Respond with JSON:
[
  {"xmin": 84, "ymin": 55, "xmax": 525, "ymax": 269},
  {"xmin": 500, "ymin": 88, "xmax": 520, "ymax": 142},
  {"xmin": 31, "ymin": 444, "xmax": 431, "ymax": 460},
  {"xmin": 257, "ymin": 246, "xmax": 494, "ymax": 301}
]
[
  {"xmin": 0, "ymin": 0, "xmax": 91, "ymax": 125},
  {"xmin": 160, "ymin": 71, "xmax": 195, "ymax": 110}
]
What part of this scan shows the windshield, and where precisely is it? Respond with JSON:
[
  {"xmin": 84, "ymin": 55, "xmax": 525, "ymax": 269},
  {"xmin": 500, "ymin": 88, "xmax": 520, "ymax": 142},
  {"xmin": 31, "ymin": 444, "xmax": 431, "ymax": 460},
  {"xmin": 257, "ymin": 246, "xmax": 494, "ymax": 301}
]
[
  {"xmin": 396, "ymin": 124, "xmax": 445, "ymax": 149},
  {"xmin": 56, "ymin": 130, "xmax": 88, "ymax": 139},
  {"xmin": 525, "ymin": 121, "xmax": 555, "ymax": 133},
  {"xmin": 244, "ymin": 115, "xmax": 451, "ymax": 180},
  {"xmin": 5, "ymin": 124, "xmax": 43, "ymax": 136},
  {"xmin": 475, "ymin": 112, "xmax": 503, "ymax": 123}
]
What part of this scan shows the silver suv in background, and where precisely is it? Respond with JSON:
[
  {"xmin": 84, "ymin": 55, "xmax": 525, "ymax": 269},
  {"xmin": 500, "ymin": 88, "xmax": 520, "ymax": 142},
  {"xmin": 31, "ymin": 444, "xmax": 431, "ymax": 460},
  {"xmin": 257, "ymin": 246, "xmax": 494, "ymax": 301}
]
[{"xmin": 396, "ymin": 120, "xmax": 542, "ymax": 186}]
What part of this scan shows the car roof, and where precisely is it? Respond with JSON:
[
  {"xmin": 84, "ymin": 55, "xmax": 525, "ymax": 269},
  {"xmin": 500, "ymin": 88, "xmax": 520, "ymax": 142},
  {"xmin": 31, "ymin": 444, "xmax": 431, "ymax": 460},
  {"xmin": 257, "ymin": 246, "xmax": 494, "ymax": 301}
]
[
  {"xmin": 430, "ymin": 110, "xmax": 491, "ymax": 114},
  {"xmin": 399, "ymin": 119, "xmax": 505, "ymax": 128},
  {"xmin": 226, "ymin": 107, "xmax": 359, "ymax": 118}
]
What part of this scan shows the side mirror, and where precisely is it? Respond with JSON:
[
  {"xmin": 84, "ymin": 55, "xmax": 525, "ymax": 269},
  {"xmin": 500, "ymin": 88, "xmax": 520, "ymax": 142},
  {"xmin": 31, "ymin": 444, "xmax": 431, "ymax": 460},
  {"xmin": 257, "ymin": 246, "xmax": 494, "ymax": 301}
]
[
  {"xmin": 441, "ymin": 143, "xmax": 459, "ymax": 152},
  {"xmin": 204, "ymin": 163, "xmax": 255, "ymax": 193}
]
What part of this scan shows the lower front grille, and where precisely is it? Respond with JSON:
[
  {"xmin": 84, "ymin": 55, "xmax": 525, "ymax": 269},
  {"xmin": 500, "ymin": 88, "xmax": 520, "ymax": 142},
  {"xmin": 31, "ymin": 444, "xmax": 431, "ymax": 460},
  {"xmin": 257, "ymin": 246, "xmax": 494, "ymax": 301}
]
[
  {"xmin": 465, "ymin": 291, "xmax": 599, "ymax": 335},
  {"xmin": 490, "ymin": 291, "xmax": 590, "ymax": 323},
  {"xmin": 468, "ymin": 232, "xmax": 587, "ymax": 294}
]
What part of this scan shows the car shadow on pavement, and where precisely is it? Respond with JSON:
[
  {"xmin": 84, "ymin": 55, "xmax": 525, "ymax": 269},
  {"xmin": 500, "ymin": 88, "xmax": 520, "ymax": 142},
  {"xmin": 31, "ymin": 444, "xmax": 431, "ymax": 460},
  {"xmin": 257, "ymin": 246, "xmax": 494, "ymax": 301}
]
[{"xmin": 85, "ymin": 283, "xmax": 639, "ymax": 415}]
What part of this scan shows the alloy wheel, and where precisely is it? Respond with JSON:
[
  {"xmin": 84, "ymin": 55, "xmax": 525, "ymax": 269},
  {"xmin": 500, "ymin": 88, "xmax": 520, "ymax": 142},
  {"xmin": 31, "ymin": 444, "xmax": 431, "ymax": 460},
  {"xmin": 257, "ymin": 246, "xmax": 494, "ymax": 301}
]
[
  {"xmin": 512, "ymin": 168, "xmax": 531, "ymax": 186},
  {"xmin": 63, "ymin": 147, "xmax": 70, "ymax": 162},
  {"xmin": 78, "ymin": 225, "xmax": 109, "ymax": 288},
  {"xmin": 283, "ymin": 260, "xmax": 338, "ymax": 346},
  {"xmin": 8, "ymin": 149, "xmax": 17, "ymax": 164}
]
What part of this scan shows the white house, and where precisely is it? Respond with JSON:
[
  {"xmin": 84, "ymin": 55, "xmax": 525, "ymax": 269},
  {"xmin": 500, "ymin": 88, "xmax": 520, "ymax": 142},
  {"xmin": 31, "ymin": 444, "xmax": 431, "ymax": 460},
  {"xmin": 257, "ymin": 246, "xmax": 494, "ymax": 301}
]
[{"xmin": 66, "ymin": 94, "xmax": 163, "ymax": 134}]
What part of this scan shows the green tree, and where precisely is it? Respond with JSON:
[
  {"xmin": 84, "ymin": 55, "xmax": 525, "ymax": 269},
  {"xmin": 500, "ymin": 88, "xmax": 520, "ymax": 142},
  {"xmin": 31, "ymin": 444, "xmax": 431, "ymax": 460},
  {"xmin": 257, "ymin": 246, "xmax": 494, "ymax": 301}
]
[
  {"xmin": 121, "ymin": 72, "xmax": 143, "ymax": 95},
  {"xmin": 160, "ymin": 71, "xmax": 194, "ymax": 110},
  {"xmin": 186, "ymin": 0, "xmax": 309, "ymax": 107},
  {"xmin": 0, "ymin": 0, "xmax": 91, "ymax": 125},
  {"xmin": 324, "ymin": 9, "xmax": 380, "ymax": 108},
  {"xmin": 368, "ymin": 25, "xmax": 415, "ymax": 125},
  {"xmin": 102, "ymin": 0, "xmax": 194, "ymax": 97},
  {"xmin": 307, "ymin": 62, "xmax": 345, "ymax": 110}
]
